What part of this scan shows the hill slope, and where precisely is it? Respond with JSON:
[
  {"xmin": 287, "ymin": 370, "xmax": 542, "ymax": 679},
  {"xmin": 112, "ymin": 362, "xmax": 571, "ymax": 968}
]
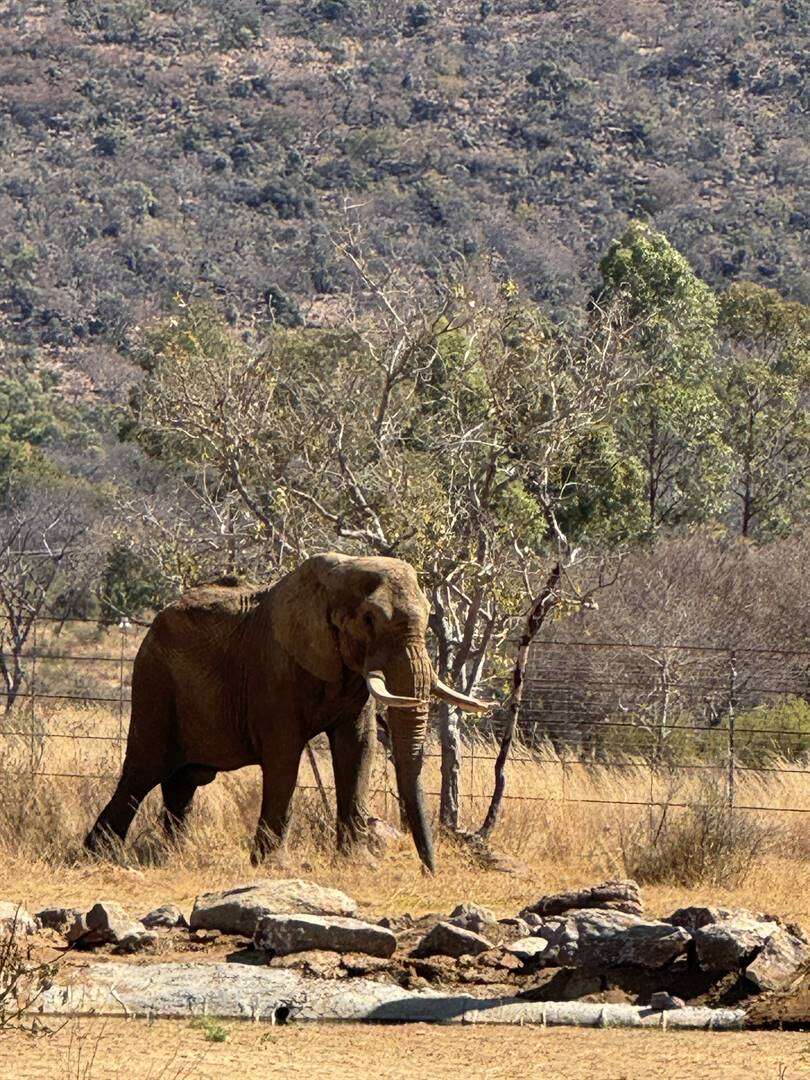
[{"xmin": 0, "ymin": 0, "xmax": 807, "ymax": 375}]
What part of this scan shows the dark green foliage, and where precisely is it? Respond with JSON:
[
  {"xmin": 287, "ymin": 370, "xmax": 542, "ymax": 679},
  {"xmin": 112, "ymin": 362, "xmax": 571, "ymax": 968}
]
[
  {"xmin": 98, "ymin": 543, "xmax": 173, "ymax": 623},
  {"xmin": 264, "ymin": 284, "xmax": 303, "ymax": 327},
  {"xmin": 407, "ymin": 2, "xmax": 432, "ymax": 30}
]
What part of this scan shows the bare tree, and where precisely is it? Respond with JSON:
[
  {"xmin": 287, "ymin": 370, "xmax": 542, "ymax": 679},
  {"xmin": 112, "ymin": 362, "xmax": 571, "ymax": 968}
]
[{"xmin": 0, "ymin": 478, "xmax": 98, "ymax": 713}]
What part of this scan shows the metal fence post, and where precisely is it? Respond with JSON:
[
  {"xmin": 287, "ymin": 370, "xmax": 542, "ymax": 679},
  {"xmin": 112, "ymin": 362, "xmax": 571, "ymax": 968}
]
[
  {"xmin": 29, "ymin": 620, "xmax": 38, "ymax": 776},
  {"xmin": 726, "ymin": 650, "xmax": 738, "ymax": 810},
  {"xmin": 118, "ymin": 618, "xmax": 128, "ymax": 767}
]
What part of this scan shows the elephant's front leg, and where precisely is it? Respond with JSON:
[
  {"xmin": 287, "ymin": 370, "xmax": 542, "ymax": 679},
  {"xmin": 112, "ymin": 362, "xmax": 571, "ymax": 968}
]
[
  {"xmin": 328, "ymin": 699, "xmax": 375, "ymax": 854},
  {"xmin": 251, "ymin": 742, "xmax": 302, "ymax": 866}
]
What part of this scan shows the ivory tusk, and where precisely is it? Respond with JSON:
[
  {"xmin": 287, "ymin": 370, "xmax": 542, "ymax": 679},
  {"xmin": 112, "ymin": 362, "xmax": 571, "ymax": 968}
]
[
  {"xmin": 365, "ymin": 671, "xmax": 422, "ymax": 709},
  {"xmin": 432, "ymin": 676, "xmax": 489, "ymax": 714}
]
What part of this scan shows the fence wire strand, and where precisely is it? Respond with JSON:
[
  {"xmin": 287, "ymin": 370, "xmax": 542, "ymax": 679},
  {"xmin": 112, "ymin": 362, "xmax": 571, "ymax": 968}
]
[{"xmin": 1, "ymin": 617, "xmax": 808, "ymax": 816}]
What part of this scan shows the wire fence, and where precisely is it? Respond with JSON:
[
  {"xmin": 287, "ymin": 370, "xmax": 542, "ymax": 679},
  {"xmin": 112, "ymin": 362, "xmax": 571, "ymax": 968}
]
[{"xmin": 1, "ymin": 616, "xmax": 808, "ymax": 819}]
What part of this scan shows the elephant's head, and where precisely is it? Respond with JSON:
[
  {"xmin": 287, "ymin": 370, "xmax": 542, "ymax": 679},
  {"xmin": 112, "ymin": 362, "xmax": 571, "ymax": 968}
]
[{"xmin": 273, "ymin": 553, "xmax": 486, "ymax": 872}]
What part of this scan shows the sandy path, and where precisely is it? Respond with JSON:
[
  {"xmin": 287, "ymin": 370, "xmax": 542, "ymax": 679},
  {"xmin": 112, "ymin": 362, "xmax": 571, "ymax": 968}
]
[{"xmin": 2, "ymin": 1021, "xmax": 809, "ymax": 1080}]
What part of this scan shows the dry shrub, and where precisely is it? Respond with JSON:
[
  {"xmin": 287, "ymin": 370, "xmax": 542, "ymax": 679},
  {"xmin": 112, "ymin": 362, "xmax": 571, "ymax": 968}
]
[
  {"xmin": 618, "ymin": 780, "xmax": 777, "ymax": 888},
  {"xmin": 0, "ymin": 910, "xmax": 57, "ymax": 1028}
]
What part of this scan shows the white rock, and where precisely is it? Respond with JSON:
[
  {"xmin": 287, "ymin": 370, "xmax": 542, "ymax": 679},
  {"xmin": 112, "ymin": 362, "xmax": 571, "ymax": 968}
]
[
  {"xmin": 507, "ymin": 936, "xmax": 550, "ymax": 962},
  {"xmin": 745, "ymin": 927, "xmax": 810, "ymax": 991},
  {"xmin": 32, "ymin": 961, "xmax": 746, "ymax": 1028},
  {"xmin": 190, "ymin": 879, "xmax": 357, "ymax": 935}
]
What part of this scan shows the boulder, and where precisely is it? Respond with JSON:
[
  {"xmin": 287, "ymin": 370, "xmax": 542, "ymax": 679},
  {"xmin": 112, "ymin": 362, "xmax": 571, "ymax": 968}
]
[
  {"xmin": 694, "ymin": 916, "xmax": 779, "ymax": 972},
  {"xmin": 36, "ymin": 907, "xmax": 83, "ymax": 934},
  {"xmin": 507, "ymin": 936, "xmax": 550, "ymax": 962},
  {"xmin": 666, "ymin": 906, "xmax": 737, "ymax": 932},
  {"xmin": 190, "ymin": 879, "xmax": 357, "ymax": 935},
  {"xmin": 516, "ymin": 909, "xmax": 690, "ymax": 970},
  {"xmin": 521, "ymin": 880, "xmax": 642, "ymax": 919},
  {"xmin": 141, "ymin": 904, "xmax": 188, "ymax": 930},
  {"xmin": 649, "ymin": 991, "xmax": 685, "ymax": 1011},
  {"xmin": 414, "ymin": 921, "xmax": 494, "ymax": 959},
  {"xmin": 0, "ymin": 901, "xmax": 37, "ymax": 936},
  {"xmin": 744, "ymin": 928, "xmax": 810, "ymax": 992},
  {"xmin": 449, "ymin": 903, "xmax": 500, "ymax": 939},
  {"xmin": 254, "ymin": 914, "xmax": 396, "ymax": 959},
  {"xmin": 66, "ymin": 901, "xmax": 146, "ymax": 949}
]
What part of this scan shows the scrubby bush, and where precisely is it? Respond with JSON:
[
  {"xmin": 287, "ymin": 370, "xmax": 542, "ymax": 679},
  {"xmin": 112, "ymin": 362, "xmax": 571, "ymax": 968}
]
[{"xmin": 619, "ymin": 781, "xmax": 776, "ymax": 887}]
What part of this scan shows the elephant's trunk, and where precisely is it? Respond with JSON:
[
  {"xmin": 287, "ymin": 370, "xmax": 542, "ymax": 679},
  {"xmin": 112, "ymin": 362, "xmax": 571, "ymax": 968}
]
[{"xmin": 381, "ymin": 640, "xmax": 435, "ymax": 874}]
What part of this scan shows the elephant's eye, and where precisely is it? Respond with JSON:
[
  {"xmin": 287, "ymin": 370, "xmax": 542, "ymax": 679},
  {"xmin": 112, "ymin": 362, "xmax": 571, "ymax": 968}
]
[{"xmin": 364, "ymin": 612, "xmax": 375, "ymax": 632}]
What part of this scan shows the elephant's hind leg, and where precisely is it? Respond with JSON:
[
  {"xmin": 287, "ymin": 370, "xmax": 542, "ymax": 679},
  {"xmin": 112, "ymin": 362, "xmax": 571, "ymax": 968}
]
[
  {"xmin": 84, "ymin": 764, "xmax": 162, "ymax": 853},
  {"xmin": 161, "ymin": 764, "xmax": 217, "ymax": 840}
]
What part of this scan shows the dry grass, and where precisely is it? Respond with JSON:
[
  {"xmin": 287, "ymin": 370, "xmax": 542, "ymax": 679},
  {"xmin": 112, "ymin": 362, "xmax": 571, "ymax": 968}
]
[{"xmin": 1, "ymin": 700, "xmax": 808, "ymax": 928}]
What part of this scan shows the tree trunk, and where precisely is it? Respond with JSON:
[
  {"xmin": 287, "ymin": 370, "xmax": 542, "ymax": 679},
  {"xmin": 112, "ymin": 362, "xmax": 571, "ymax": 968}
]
[
  {"xmin": 438, "ymin": 700, "xmax": 461, "ymax": 830},
  {"xmin": 478, "ymin": 563, "xmax": 561, "ymax": 840}
]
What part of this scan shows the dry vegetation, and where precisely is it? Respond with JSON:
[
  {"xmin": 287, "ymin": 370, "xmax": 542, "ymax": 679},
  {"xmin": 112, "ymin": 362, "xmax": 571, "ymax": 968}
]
[{"xmin": 1, "ymin": 697, "xmax": 808, "ymax": 929}]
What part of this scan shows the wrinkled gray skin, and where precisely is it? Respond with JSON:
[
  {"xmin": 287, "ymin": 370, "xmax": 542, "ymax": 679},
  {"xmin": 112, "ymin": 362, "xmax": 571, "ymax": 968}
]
[{"xmin": 85, "ymin": 554, "xmax": 480, "ymax": 872}]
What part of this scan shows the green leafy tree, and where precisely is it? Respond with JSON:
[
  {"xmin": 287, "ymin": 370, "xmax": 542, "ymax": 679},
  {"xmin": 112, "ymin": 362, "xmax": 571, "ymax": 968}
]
[
  {"xmin": 717, "ymin": 282, "xmax": 810, "ymax": 537},
  {"xmin": 596, "ymin": 221, "xmax": 732, "ymax": 529}
]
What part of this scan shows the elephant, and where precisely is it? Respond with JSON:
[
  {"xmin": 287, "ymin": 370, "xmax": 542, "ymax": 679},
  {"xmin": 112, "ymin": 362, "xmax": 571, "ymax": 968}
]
[{"xmin": 84, "ymin": 553, "xmax": 486, "ymax": 872}]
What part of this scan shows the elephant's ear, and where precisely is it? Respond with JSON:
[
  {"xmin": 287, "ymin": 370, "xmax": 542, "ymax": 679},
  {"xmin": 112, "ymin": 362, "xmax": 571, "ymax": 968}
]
[{"xmin": 272, "ymin": 554, "xmax": 348, "ymax": 683}]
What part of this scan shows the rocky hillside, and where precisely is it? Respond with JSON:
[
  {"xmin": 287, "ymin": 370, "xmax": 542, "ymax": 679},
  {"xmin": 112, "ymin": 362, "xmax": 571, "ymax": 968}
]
[{"xmin": 1, "ymin": 0, "xmax": 807, "ymax": 378}]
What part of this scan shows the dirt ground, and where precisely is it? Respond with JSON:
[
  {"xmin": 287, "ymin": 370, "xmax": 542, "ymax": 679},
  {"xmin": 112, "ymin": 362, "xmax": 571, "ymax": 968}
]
[{"xmin": 1, "ymin": 1020, "xmax": 809, "ymax": 1080}]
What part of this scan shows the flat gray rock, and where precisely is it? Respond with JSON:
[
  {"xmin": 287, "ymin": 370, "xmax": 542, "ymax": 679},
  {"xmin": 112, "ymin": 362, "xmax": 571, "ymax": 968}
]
[
  {"xmin": 141, "ymin": 904, "xmax": 188, "ymax": 930},
  {"xmin": 745, "ymin": 927, "xmax": 810, "ymax": 991},
  {"xmin": 414, "ymin": 920, "xmax": 494, "ymax": 958},
  {"xmin": 694, "ymin": 916, "xmax": 779, "ymax": 972},
  {"xmin": 254, "ymin": 914, "xmax": 396, "ymax": 958},
  {"xmin": 518, "ymin": 909, "xmax": 690, "ymax": 970},
  {"xmin": 32, "ymin": 962, "xmax": 746, "ymax": 1028},
  {"xmin": 521, "ymin": 880, "xmax": 643, "ymax": 919},
  {"xmin": 190, "ymin": 879, "xmax": 357, "ymax": 935}
]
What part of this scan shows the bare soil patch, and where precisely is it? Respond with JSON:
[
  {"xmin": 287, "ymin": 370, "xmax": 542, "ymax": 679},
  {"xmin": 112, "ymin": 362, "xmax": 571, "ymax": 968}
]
[{"xmin": 1, "ymin": 1020, "xmax": 809, "ymax": 1080}]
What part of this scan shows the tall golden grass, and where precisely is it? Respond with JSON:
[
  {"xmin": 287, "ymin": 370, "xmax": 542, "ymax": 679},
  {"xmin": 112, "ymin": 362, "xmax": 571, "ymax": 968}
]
[{"xmin": 1, "ymin": 699, "xmax": 808, "ymax": 926}]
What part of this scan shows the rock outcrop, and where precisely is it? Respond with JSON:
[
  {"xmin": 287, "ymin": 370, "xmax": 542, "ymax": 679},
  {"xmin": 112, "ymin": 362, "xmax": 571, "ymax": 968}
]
[
  {"xmin": 189, "ymin": 879, "xmax": 358, "ymax": 935},
  {"xmin": 509, "ymin": 909, "xmax": 690, "ymax": 970},
  {"xmin": 521, "ymin": 880, "xmax": 643, "ymax": 919}
]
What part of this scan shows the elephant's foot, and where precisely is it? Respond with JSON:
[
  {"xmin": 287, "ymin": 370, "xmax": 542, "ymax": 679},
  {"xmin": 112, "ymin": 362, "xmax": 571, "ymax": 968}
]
[
  {"xmin": 250, "ymin": 825, "xmax": 289, "ymax": 868},
  {"xmin": 334, "ymin": 841, "xmax": 379, "ymax": 870},
  {"xmin": 84, "ymin": 823, "xmax": 122, "ymax": 858}
]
